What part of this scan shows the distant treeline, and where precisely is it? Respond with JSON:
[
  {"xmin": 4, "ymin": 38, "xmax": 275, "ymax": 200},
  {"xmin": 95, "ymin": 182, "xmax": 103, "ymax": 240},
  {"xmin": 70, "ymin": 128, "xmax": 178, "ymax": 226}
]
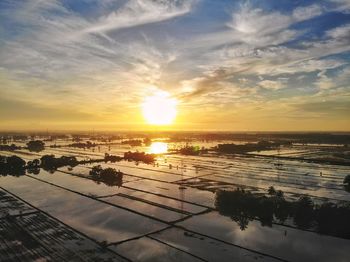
[
  {"xmin": 124, "ymin": 151, "xmax": 155, "ymax": 164},
  {"xmin": 216, "ymin": 187, "xmax": 350, "ymax": 239},
  {"xmin": 2, "ymin": 132, "xmax": 349, "ymax": 145},
  {"xmin": 169, "ymin": 132, "xmax": 350, "ymax": 145},
  {"xmin": 170, "ymin": 145, "xmax": 208, "ymax": 156},
  {"xmin": 0, "ymin": 134, "xmax": 122, "ymax": 143},
  {"xmin": 0, "ymin": 154, "xmax": 103, "ymax": 175},
  {"xmin": 121, "ymin": 139, "xmax": 143, "ymax": 146},
  {"xmin": 216, "ymin": 140, "xmax": 289, "ymax": 154},
  {"xmin": 0, "ymin": 144, "xmax": 23, "ymax": 151},
  {"xmin": 0, "ymin": 151, "xmax": 155, "ymax": 175},
  {"xmin": 71, "ymin": 134, "xmax": 122, "ymax": 142},
  {"xmin": 50, "ymin": 141, "xmax": 99, "ymax": 149},
  {"xmin": 0, "ymin": 140, "xmax": 45, "ymax": 152},
  {"xmin": 117, "ymin": 132, "xmax": 350, "ymax": 145},
  {"xmin": 121, "ymin": 138, "xmax": 152, "ymax": 146}
]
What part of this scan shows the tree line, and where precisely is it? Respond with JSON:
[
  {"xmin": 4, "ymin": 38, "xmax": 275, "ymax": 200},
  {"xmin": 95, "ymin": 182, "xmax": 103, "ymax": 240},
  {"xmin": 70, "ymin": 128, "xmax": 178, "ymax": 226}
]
[
  {"xmin": 0, "ymin": 151, "xmax": 156, "ymax": 176},
  {"xmin": 215, "ymin": 186, "xmax": 350, "ymax": 239}
]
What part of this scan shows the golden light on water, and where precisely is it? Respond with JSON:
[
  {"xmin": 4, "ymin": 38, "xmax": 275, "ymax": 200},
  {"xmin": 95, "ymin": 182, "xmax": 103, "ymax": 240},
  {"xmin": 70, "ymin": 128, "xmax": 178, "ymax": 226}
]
[
  {"xmin": 149, "ymin": 142, "xmax": 168, "ymax": 154},
  {"xmin": 142, "ymin": 91, "xmax": 177, "ymax": 125}
]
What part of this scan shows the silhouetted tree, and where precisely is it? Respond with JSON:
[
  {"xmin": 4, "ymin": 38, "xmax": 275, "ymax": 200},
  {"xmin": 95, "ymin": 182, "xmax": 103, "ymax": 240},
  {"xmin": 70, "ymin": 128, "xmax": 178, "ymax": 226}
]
[
  {"xmin": 257, "ymin": 197, "xmax": 274, "ymax": 227},
  {"xmin": 68, "ymin": 141, "xmax": 97, "ymax": 149},
  {"xmin": 6, "ymin": 155, "xmax": 26, "ymax": 170},
  {"xmin": 121, "ymin": 139, "xmax": 142, "ymax": 146},
  {"xmin": 344, "ymin": 175, "xmax": 350, "ymax": 192},
  {"xmin": 215, "ymin": 189, "xmax": 256, "ymax": 230},
  {"xmin": 178, "ymin": 145, "xmax": 201, "ymax": 156},
  {"xmin": 27, "ymin": 140, "xmax": 45, "ymax": 152},
  {"xmin": 276, "ymin": 190, "xmax": 284, "ymax": 198},
  {"xmin": 0, "ymin": 144, "xmax": 21, "ymax": 151},
  {"xmin": 292, "ymin": 196, "xmax": 314, "ymax": 229},
  {"xmin": 89, "ymin": 165, "xmax": 123, "ymax": 187},
  {"xmin": 217, "ymin": 141, "xmax": 280, "ymax": 154},
  {"xmin": 26, "ymin": 159, "xmax": 40, "ymax": 174},
  {"xmin": 215, "ymin": 187, "xmax": 350, "ymax": 239},
  {"xmin": 40, "ymin": 155, "xmax": 78, "ymax": 172},
  {"xmin": 104, "ymin": 153, "xmax": 123, "ymax": 163},
  {"xmin": 124, "ymin": 151, "xmax": 155, "ymax": 164},
  {"xmin": 274, "ymin": 198, "xmax": 290, "ymax": 223},
  {"xmin": 268, "ymin": 186, "xmax": 276, "ymax": 195},
  {"xmin": 0, "ymin": 155, "xmax": 26, "ymax": 176}
]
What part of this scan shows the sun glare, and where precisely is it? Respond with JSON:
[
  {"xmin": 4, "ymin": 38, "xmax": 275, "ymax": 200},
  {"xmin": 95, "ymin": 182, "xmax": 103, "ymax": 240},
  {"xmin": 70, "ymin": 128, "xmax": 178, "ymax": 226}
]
[
  {"xmin": 142, "ymin": 91, "xmax": 177, "ymax": 125},
  {"xmin": 149, "ymin": 142, "xmax": 168, "ymax": 154}
]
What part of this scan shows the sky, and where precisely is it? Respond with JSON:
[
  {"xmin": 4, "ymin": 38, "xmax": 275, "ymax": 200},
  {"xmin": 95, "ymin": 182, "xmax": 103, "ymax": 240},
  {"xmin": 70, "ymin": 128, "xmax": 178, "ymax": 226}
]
[{"xmin": 0, "ymin": 0, "xmax": 350, "ymax": 131}]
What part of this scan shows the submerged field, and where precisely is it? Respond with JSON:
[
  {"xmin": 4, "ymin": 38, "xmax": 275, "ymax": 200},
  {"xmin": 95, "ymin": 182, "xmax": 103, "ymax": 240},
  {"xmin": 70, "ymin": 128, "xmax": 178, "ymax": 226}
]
[{"xmin": 1, "ymin": 135, "xmax": 350, "ymax": 262}]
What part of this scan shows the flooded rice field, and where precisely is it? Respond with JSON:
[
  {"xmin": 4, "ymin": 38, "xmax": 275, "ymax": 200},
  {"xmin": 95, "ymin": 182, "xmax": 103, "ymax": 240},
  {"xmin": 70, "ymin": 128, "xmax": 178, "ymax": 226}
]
[{"xmin": 1, "ymin": 136, "xmax": 350, "ymax": 261}]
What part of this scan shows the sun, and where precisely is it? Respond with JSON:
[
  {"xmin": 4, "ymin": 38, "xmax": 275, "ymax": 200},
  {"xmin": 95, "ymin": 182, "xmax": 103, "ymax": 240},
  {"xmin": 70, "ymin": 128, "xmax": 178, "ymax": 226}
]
[{"xmin": 142, "ymin": 91, "xmax": 177, "ymax": 125}]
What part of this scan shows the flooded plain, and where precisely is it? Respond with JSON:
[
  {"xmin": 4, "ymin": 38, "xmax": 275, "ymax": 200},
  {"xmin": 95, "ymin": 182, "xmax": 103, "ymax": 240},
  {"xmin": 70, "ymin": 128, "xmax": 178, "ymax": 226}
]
[{"xmin": 1, "ymin": 137, "xmax": 350, "ymax": 261}]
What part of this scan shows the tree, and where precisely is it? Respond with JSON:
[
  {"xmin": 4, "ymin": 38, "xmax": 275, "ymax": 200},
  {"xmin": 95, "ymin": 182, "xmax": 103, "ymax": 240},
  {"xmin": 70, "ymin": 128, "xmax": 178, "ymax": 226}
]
[
  {"xmin": 276, "ymin": 190, "xmax": 284, "ymax": 198},
  {"xmin": 27, "ymin": 140, "xmax": 45, "ymax": 152},
  {"xmin": 89, "ymin": 165, "xmax": 123, "ymax": 187},
  {"xmin": 179, "ymin": 146, "xmax": 201, "ymax": 156},
  {"xmin": 267, "ymin": 186, "xmax": 276, "ymax": 195},
  {"xmin": 215, "ymin": 187, "xmax": 350, "ymax": 238},
  {"xmin": 123, "ymin": 151, "xmax": 155, "ymax": 164},
  {"xmin": 40, "ymin": 155, "xmax": 78, "ymax": 171},
  {"xmin": 104, "ymin": 153, "xmax": 123, "ymax": 163},
  {"xmin": 7, "ymin": 155, "xmax": 26, "ymax": 170},
  {"xmin": 293, "ymin": 196, "xmax": 314, "ymax": 229},
  {"xmin": 0, "ymin": 155, "xmax": 26, "ymax": 176}
]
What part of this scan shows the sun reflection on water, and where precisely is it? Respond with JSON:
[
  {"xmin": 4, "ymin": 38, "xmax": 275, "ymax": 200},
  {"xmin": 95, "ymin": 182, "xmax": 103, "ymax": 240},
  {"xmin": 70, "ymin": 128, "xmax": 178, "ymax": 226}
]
[{"xmin": 149, "ymin": 142, "xmax": 168, "ymax": 154}]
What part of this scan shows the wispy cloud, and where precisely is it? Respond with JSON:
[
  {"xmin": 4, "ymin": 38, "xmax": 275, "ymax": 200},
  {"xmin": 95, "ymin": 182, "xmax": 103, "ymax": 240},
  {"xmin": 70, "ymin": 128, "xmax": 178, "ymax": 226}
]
[
  {"xmin": 0, "ymin": 0, "xmax": 349, "ymax": 130},
  {"xmin": 86, "ymin": 0, "xmax": 195, "ymax": 33},
  {"xmin": 329, "ymin": 0, "xmax": 350, "ymax": 13},
  {"xmin": 259, "ymin": 80, "xmax": 285, "ymax": 90}
]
